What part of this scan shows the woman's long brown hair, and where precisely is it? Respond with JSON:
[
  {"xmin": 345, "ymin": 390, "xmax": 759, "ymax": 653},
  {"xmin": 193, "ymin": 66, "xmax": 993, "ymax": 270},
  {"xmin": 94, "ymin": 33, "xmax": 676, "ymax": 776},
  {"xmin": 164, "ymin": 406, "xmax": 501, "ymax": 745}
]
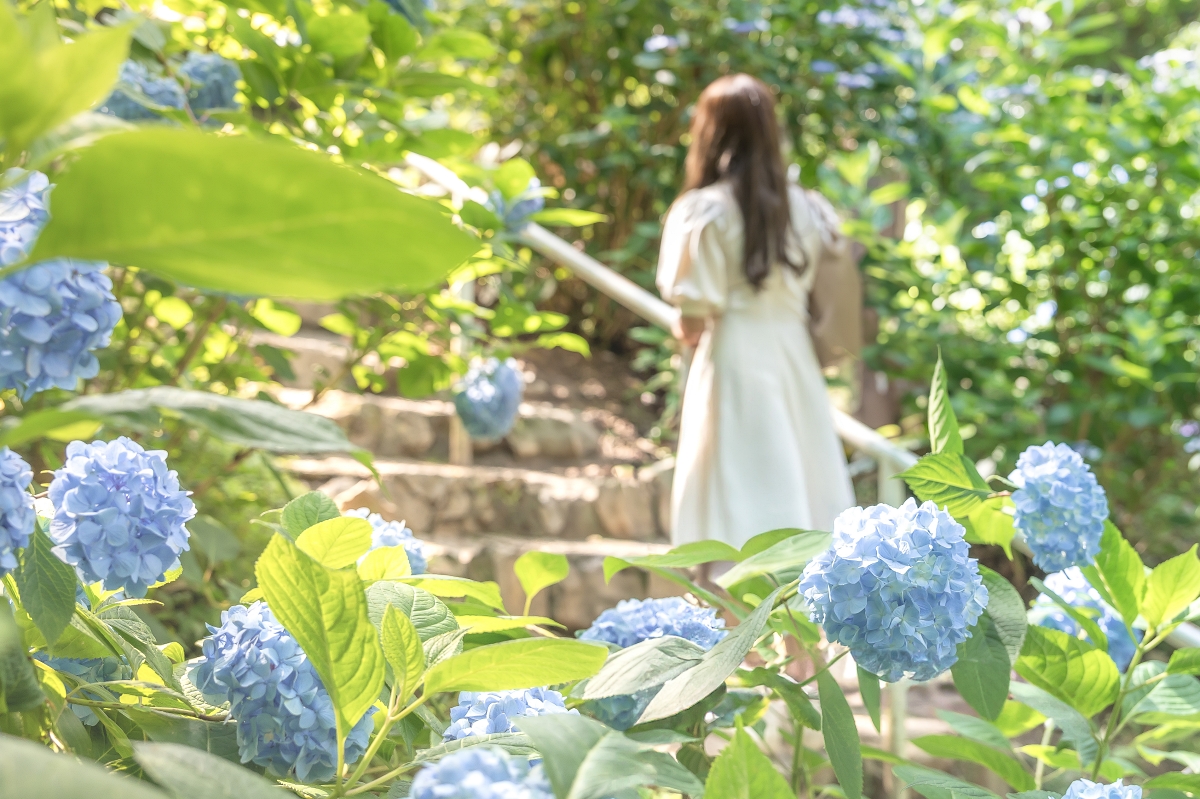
[{"xmin": 682, "ymin": 74, "xmax": 804, "ymax": 289}]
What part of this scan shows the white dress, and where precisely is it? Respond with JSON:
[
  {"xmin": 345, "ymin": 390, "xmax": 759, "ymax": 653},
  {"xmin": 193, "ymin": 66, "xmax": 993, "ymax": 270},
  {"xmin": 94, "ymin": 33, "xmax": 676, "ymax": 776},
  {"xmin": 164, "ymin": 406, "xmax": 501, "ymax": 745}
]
[{"xmin": 657, "ymin": 181, "xmax": 855, "ymax": 548}]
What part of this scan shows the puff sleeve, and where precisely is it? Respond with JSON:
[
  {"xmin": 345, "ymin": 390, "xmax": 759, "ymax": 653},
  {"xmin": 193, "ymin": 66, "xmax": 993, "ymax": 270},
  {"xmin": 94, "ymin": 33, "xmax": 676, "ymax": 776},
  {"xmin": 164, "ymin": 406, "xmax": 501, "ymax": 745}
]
[{"xmin": 656, "ymin": 189, "xmax": 731, "ymax": 317}]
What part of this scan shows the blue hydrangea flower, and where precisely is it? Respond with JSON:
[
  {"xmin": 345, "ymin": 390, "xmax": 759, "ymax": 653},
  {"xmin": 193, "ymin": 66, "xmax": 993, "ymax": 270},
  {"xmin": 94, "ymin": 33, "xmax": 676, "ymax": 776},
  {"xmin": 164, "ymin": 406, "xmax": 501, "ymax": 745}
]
[
  {"xmin": 444, "ymin": 688, "xmax": 575, "ymax": 741},
  {"xmin": 98, "ymin": 60, "xmax": 186, "ymax": 121},
  {"xmin": 454, "ymin": 358, "xmax": 524, "ymax": 441},
  {"xmin": 579, "ymin": 597, "xmax": 727, "ymax": 650},
  {"xmin": 0, "ymin": 169, "xmax": 122, "ymax": 398},
  {"xmin": 190, "ymin": 602, "xmax": 374, "ymax": 781},
  {"xmin": 1029, "ymin": 567, "xmax": 1139, "ymax": 671},
  {"xmin": 346, "ymin": 508, "xmax": 427, "ymax": 575},
  {"xmin": 0, "ymin": 447, "xmax": 35, "ymax": 577},
  {"xmin": 47, "ymin": 437, "xmax": 195, "ymax": 598},
  {"xmin": 799, "ymin": 499, "xmax": 989, "ymax": 682},
  {"xmin": 33, "ymin": 654, "xmax": 133, "ymax": 725},
  {"xmin": 487, "ymin": 178, "xmax": 546, "ymax": 231},
  {"xmin": 1009, "ymin": 442, "xmax": 1109, "ymax": 572},
  {"xmin": 179, "ymin": 52, "xmax": 241, "ymax": 112},
  {"xmin": 0, "ymin": 169, "xmax": 50, "ymax": 266},
  {"xmin": 1062, "ymin": 780, "xmax": 1142, "ymax": 799},
  {"xmin": 408, "ymin": 747, "xmax": 553, "ymax": 799}
]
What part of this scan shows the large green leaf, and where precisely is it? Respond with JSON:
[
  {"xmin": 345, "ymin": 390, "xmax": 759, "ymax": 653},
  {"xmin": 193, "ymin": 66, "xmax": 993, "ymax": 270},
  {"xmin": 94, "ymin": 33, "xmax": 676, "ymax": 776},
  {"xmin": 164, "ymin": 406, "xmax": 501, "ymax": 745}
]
[
  {"xmin": 1123, "ymin": 662, "xmax": 1200, "ymax": 722},
  {"xmin": 637, "ymin": 588, "xmax": 781, "ymax": 724},
  {"xmin": 1032, "ymin": 576, "xmax": 1108, "ymax": 651},
  {"xmin": 295, "ymin": 517, "xmax": 373, "ymax": 569},
  {"xmin": 0, "ymin": 733, "xmax": 169, "ymax": 799},
  {"xmin": 912, "ymin": 735, "xmax": 1034, "ymax": 791},
  {"xmin": 381, "ymin": 605, "xmax": 425, "ymax": 701},
  {"xmin": 0, "ymin": 4, "xmax": 131, "ymax": 153},
  {"xmin": 899, "ymin": 453, "xmax": 991, "ymax": 517},
  {"xmin": 411, "ymin": 732, "xmax": 538, "ymax": 764},
  {"xmin": 981, "ymin": 567, "xmax": 1027, "ymax": 663},
  {"xmin": 514, "ymin": 551, "xmax": 570, "ymax": 613},
  {"xmin": 1142, "ymin": 546, "xmax": 1200, "ymax": 630},
  {"xmin": 422, "ymin": 638, "xmax": 607, "ymax": 695},
  {"xmin": 964, "ymin": 497, "xmax": 1015, "ymax": 556},
  {"xmin": 1081, "ymin": 521, "xmax": 1145, "ymax": 627},
  {"xmin": 29, "ymin": 128, "xmax": 479, "ymax": 299},
  {"xmin": 1007, "ymin": 683, "xmax": 1097, "ymax": 766},
  {"xmin": 255, "ymin": 535, "xmax": 385, "ymax": 736},
  {"xmin": 400, "ymin": 575, "xmax": 506, "ymax": 611},
  {"xmin": 818, "ymin": 668, "xmax": 863, "ymax": 799},
  {"xmin": 366, "ymin": 581, "xmax": 459, "ymax": 642},
  {"xmin": 739, "ymin": 666, "xmax": 821, "ymax": 729},
  {"xmin": 952, "ymin": 614, "xmax": 1011, "ymax": 720},
  {"xmin": 893, "ymin": 764, "xmax": 1001, "ymax": 799},
  {"xmin": 62, "ymin": 388, "xmax": 365, "ymax": 456},
  {"xmin": 1016, "ymin": 626, "xmax": 1119, "ymax": 718},
  {"xmin": 518, "ymin": 714, "xmax": 705, "ymax": 799},
  {"xmin": 583, "ymin": 636, "xmax": 707, "ymax": 700},
  {"xmin": 280, "ymin": 491, "xmax": 341, "ymax": 537},
  {"xmin": 716, "ymin": 531, "xmax": 832, "ymax": 588},
  {"xmin": 15, "ymin": 526, "xmax": 77, "ymax": 646},
  {"xmin": 1167, "ymin": 649, "xmax": 1200, "ymax": 676},
  {"xmin": 859, "ymin": 667, "xmax": 882, "ymax": 732},
  {"xmin": 604, "ymin": 540, "xmax": 742, "ymax": 581},
  {"xmin": 0, "ymin": 600, "xmax": 43, "ymax": 713},
  {"xmin": 133, "ymin": 742, "xmax": 280, "ymax": 799},
  {"xmin": 1145, "ymin": 774, "xmax": 1200, "ymax": 795},
  {"xmin": 125, "ymin": 709, "xmax": 240, "ymax": 763},
  {"xmin": 704, "ymin": 726, "xmax": 793, "ymax": 799},
  {"xmin": 928, "ymin": 352, "xmax": 963, "ymax": 455},
  {"xmin": 935, "ymin": 710, "xmax": 1011, "ymax": 750}
]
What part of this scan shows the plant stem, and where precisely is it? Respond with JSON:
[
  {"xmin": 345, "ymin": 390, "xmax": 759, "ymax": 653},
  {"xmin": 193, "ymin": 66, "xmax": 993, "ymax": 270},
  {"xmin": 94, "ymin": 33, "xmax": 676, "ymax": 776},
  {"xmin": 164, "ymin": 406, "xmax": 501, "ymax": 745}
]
[
  {"xmin": 170, "ymin": 298, "xmax": 227, "ymax": 386},
  {"xmin": 1034, "ymin": 720, "xmax": 1054, "ymax": 789},
  {"xmin": 1091, "ymin": 627, "xmax": 1158, "ymax": 778},
  {"xmin": 342, "ymin": 691, "xmax": 431, "ymax": 793},
  {"xmin": 798, "ymin": 648, "xmax": 849, "ymax": 687}
]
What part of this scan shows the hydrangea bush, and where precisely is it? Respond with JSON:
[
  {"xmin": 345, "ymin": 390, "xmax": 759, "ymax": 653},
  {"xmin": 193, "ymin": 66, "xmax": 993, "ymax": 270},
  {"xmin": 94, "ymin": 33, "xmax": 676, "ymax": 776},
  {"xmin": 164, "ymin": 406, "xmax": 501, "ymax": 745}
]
[
  {"xmin": 453, "ymin": 357, "xmax": 524, "ymax": 440},
  {"xmin": 444, "ymin": 688, "xmax": 574, "ymax": 741},
  {"xmin": 800, "ymin": 498, "xmax": 988, "ymax": 682},
  {"xmin": 346, "ymin": 507, "xmax": 428, "ymax": 574}
]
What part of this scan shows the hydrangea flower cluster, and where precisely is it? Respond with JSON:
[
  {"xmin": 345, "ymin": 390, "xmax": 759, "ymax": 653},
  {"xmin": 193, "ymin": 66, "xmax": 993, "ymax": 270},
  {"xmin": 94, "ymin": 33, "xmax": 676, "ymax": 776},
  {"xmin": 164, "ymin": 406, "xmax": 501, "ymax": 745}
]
[
  {"xmin": 488, "ymin": 178, "xmax": 545, "ymax": 231},
  {"xmin": 33, "ymin": 654, "xmax": 132, "ymax": 726},
  {"xmin": 99, "ymin": 60, "xmax": 186, "ymax": 120},
  {"xmin": 1029, "ymin": 568, "xmax": 1138, "ymax": 671},
  {"xmin": 47, "ymin": 437, "xmax": 195, "ymax": 598},
  {"xmin": 408, "ymin": 747, "xmax": 553, "ymax": 799},
  {"xmin": 579, "ymin": 597, "xmax": 727, "ymax": 650},
  {"xmin": 191, "ymin": 602, "xmax": 374, "ymax": 781},
  {"xmin": 1009, "ymin": 442, "xmax": 1109, "ymax": 572},
  {"xmin": 1062, "ymin": 780, "xmax": 1142, "ymax": 799},
  {"xmin": 799, "ymin": 499, "xmax": 989, "ymax": 682},
  {"xmin": 454, "ymin": 358, "xmax": 524, "ymax": 441},
  {"xmin": 179, "ymin": 52, "xmax": 242, "ymax": 112},
  {"xmin": 0, "ymin": 447, "xmax": 35, "ymax": 577},
  {"xmin": 345, "ymin": 508, "xmax": 427, "ymax": 574},
  {"xmin": 0, "ymin": 169, "xmax": 122, "ymax": 397},
  {"xmin": 444, "ymin": 688, "xmax": 574, "ymax": 741}
]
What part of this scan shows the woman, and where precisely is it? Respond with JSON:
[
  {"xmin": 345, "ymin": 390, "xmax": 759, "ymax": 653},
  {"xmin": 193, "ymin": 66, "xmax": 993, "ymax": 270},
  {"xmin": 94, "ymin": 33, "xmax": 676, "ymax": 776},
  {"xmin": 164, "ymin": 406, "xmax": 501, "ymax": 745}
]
[{"xmin": 657, "ymin": 74, "xmax": 855, "ymax": 549}]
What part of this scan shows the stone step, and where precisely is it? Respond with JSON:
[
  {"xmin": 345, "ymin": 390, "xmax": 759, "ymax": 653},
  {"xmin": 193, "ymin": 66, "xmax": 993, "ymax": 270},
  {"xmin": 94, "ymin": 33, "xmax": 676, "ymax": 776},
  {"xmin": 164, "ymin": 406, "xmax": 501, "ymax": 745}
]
[{"xmin": 285, "ymin": 455, "xmax": 674, "ymax": 543}]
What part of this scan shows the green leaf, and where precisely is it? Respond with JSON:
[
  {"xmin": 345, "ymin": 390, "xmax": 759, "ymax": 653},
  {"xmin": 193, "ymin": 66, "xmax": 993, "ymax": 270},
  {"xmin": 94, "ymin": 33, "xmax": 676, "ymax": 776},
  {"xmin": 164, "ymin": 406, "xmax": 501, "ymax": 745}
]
[
  {"xmin": 912, "ymin": 735, "xmax": 1034, "ymax": 791},
  {"xmin": 928, "ymin": 351, "xmax": 963, "ymax": 455},
  {"xmin": 424, "ymin": 627, "xmax": 468, "ymax": 667},
  {"xmin": 0, "ymin": 599, "xmax": 43, "ymax": 713},
  {"xmin": 514, "ymin": 551, "xmax": 570, "ymax": 614},
  {"xmin": 935, "ymin": 710, "xmax": 1011, "ymax": 750},
  {"xmin": 529, "ymin": 208, "xmax": 608, "ymax": 227},
  {"xmin": 494, "ymin": 158, "xmax": 536, "ymax": 199},
  {"xmin": 899, "ymin": 453, "xmax": 991, "ymax": 517},
  {"xmin": 740, "ymin": 666, "xmax": 821, "ymax": 730},
  {"xmin": 859, "ymin": 667, "xmax": 882, "ymax": 732},
  {"xmin": 0, "ymin": 4, "xmax": 132, "ymax": 153},
  {"xmin": 1007, "ymin": 682, "xmax": 1097, "ymax": 766},
  {"xmin": 740, "ymin": 529, "xmax": 807, "ymax": 558},
  {"xmin": 604, "ymin": 540, "xmax": 741, "ymax": 581},
  {"xmin": 965, "ymin": 497, "xmax": 1016, "ymax": 556},
  {"xmin": 704, "ymin": 725, "xmax": 795, "ymax": 799},
  {"xmin": 637, "ymin": 588, "xmax": 782, "ymax": 724},
  {"xmin": 281, "ymin": 491, "xmax": 341, "ymax": 537},
  {"xmin": 0, "ymin": 732, "xmax": 169, "ymax": 799},
  {"xmin": 295, "ymin": 517, "xmax": 373, "ymax": 569},
  {"xmin": 582, "ymin": 636, "xmax": 707, "ymax": 700},
  {"xmin": 952, "ymin": 613, "xmax": 1011, "ymax": 720},
  {"xmin": 981, "ymin": 567, "xmax": 1028, "ymax": 663},
  {"xmin": 381, "ymin": 605, "xmax": 425, "ymax": 701},
  {"xmin": 133, "ymin": 741, "xmax": 280, "ymax": 799},
  {"xmin": 63, "ymin": 388, "xmax": 365, "ymax": 456},
  {"xmin": 410, "ymin": 732, "xmax": 538, "ymax": 764},
  {"xmin": 30, "ymin": 128, "xmax": 479, "ymax": 300},
  {"xmin": 0, "ymin": 407, "xmax": 102, "ymax": 448},
  {"xmin": 1031, "ymin": 576, "xmax": 1108, "ymax": 651},
  {"xmin": 716, "ymin": 531, "xmax": 831, "ymax": 588},
  {"xmin": 894, "ymin": 764, "xmax": 1001, "ymax": 799},
  {"xmin": 1123, "ymin": 662, "xmax": 1200, "ymax": 722},
  {"xmin": 367, "ymin": 1, "xmax": 417, "ymax": 62},
  {"xmin": 1015, "ymin": 746, "xmax": 1131, "ymax": 781},
  {"xmin": 1082, "ymin": 521, "xmax": 1145, "ymax": 627},
  {"xmin": 358, "ymin": 546, "xmax": 412, "ymax": 581},
  {"xmin": 255, "ymin": 535, "xmax": 385, "ymax": 736},
  {"xmin": 422, "ymin": 638, "xmax": 607, "ymax": 695},
  {"xmin": 1145, "ymin": 774, "xmax": 1200, "ymax": 796},
  {"xmin": 366, "ymin": 581, "xmax": 458, "ymax": 641},
  {"xmin": 818, "ymin": 668, "xmax": 863, "ymax": 799},
  {"xmin": 1168, "ymin": 649, "xmax": 1200, "ymax": 676},
  {"xmin": 993, "ymin": 700, "xmax": 1046, "ymax": 738},
  {"xmin": 518, "ymin": 714, "xmax": 705, "ymax": 799},
  {"xmin": 307, "ymin": 11, "xmax": 371, "ymax": 60},
  {"xmin": 15, "ymin": 525, "xmax": 77, "ymax": 646},
  {"xmin": 1143, "ymin": 546, "xmax": 1200, "ymax": 630},
  {"xmin": 869, "ymin": 181, "xmax": 911, "ymax": 206},
  {"xmin": 457, "ymin": 616, "xmax": 562, "ymax": 633},
  {"xmin": 400, "ymin": 575, "xmax": 507, "ymax": 611},
  {"xmin": 1015, "ymin": 626, "xmax": 1119, "ymax": 718}
]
